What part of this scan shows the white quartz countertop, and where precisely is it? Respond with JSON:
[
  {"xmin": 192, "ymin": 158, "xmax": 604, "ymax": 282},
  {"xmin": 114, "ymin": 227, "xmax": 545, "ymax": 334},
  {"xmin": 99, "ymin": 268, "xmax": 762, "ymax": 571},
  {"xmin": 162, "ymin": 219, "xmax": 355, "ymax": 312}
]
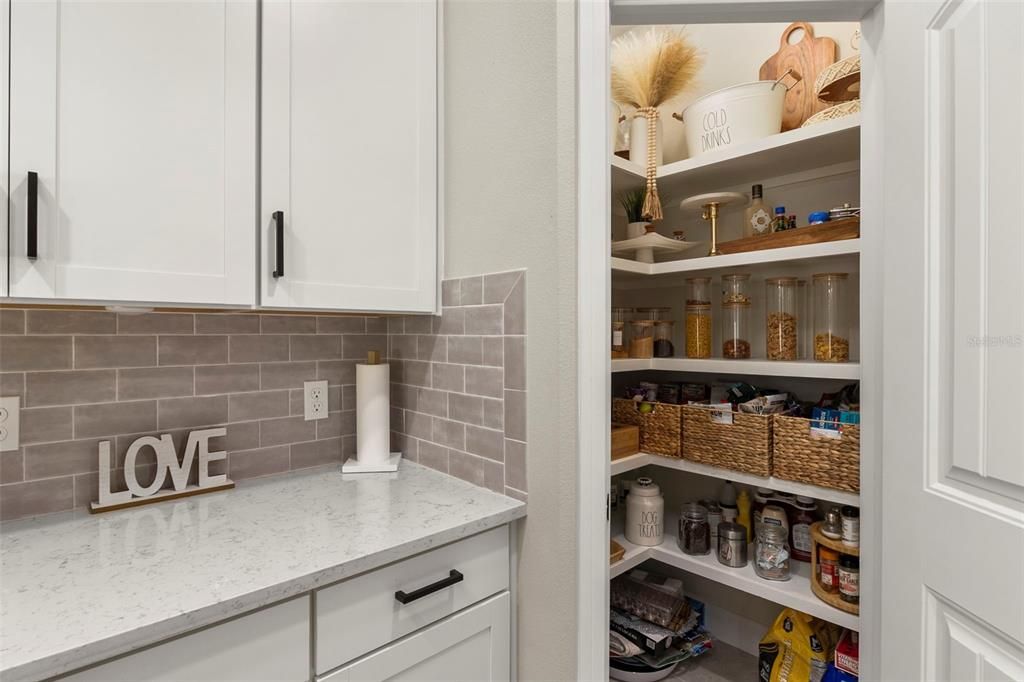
[{"xmin": 0, "ymin": 462, "xmax": 526, "ymax": 681}]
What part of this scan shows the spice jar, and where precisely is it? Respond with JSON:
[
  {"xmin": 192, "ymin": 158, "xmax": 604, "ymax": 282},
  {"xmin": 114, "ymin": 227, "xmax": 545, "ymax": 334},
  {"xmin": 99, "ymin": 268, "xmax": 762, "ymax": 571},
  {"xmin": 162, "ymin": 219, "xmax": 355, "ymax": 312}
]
[
  {"xmin": 717, "ymin": 522, "xmax": 748, "ymax": 568},
  {"xmin": 822, "ymin": 506, "xmax": 843, "ymax": 539},
  {"xmin": 818, "ymin": 547, "xmax": 840, "ymax": 593},
  {"xmin": 629, "ymin": 320, "xmax": 654, "ymax": 359},
  {"xmin": 625, "ymin": 477, "xmax": 664, "ymax": 546},
  {"xmin": 678, "ymin": 502, "xmax": 711, "ymax": 555},
  {"xmin": 611, "ymin": 307, "xmax": 632, "ymax": 358},
  {"xmin": 754, "ymin": 523, "xmax": 791, "ymax": 581},
  {"xmin": 721, "ymin": 273, "xmax": 751, "ymax": 304},
  {"xmin": 813, "ymin": 273, "xmax": 851, "ymax": 362},
  {"xmin": 838, "ymin": 554, "xmax": 860, "ymax": 603},
  {"xmin": 685, "ymin": 277, "xmax": 711, "ymax": 305},
  {"xmin": 685, "ymin": 304, "xmax": 712, "ymax": 358},
  {"xmin": 766, "ymin": 277, "xmax": 799, "ymax": 360},
  {"xmin": 654, "ymin": 320, "xmax": 675, "ymax": 358},
  {"xmin": 722, "ymin": 301, "xmax": 751, "ymax": 359},
  {"xmin": 841, "ymin": 506, "xmax": 860, "ymax": 548}
]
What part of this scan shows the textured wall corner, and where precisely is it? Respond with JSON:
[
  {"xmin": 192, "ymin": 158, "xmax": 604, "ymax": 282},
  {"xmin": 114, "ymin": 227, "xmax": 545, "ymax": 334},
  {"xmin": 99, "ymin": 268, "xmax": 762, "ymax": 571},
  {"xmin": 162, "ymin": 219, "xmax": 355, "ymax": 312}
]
[{"xmin": 388, "ymin": 270, "xmax": 527, "ymax": 501}]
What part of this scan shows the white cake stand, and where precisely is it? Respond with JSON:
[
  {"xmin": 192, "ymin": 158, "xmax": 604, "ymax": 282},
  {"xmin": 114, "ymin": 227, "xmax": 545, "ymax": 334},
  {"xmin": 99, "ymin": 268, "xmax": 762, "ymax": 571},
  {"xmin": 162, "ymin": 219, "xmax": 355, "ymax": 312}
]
[
  {"xmin": 679, "ymin": 191, "xmax": 747, "ymax": 256},
  {"xmin": 610, "ymin": 232, "xmax": 705, "ymax": 264}
]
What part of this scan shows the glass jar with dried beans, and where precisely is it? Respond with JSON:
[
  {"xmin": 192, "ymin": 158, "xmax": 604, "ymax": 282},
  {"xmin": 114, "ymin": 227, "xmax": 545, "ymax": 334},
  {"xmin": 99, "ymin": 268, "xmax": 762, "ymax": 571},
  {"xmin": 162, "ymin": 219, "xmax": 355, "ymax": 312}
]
[
  {"xmin": 721, "ymin": 301, "xmax": 752, "ymax": 359},
  {"xmin": 813, "ymin": 273, "xmax": 851, "ymax": 362},
  {"xmin": 685, "ymin": 304, "xmax": 712, "ymax": 359},
  {"xmin": 629, "ymin": 320, "xmax": 654, "ymax": 359},
  {"xmin": 766, "ymin": 277, "xmax": 799, "ymax": 361},
  {"xmin": 654, "ymin": 320, "xmax": 676, "ymax": 358}
]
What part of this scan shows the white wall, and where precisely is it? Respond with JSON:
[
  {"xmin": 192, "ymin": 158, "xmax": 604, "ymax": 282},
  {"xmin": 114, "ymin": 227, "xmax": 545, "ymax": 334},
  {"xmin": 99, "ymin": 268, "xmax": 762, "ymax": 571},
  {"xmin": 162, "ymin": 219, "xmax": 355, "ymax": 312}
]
[{"xmin": 443, "ymin": 1, "xmax": 578, "ymax": 679}]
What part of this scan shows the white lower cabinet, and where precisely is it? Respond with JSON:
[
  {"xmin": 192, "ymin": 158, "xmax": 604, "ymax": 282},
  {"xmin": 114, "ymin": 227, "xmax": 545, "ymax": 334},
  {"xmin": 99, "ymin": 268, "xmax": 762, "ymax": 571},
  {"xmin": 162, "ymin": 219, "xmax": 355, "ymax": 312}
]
[
  {"xmin": 61, "ymin": 596, "xmax": 310, "ymax": 682},
  {"xmin": 319, "ymin": 593, "xmax": 510, "ymax": 682}
]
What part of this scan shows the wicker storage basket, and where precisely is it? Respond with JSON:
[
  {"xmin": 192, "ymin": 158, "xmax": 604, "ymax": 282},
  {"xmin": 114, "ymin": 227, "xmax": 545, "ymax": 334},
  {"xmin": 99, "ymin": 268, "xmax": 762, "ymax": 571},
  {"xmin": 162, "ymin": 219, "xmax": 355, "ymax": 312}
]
[
  {"xmin": 772, "ymin": 415, "xmax": 860, "ymax": 492},
  {"xmin": 611, "ymin": 398, "xmax": 683, "ymax": 458},
  {"xmin": 681, "ymin": 405, "xmax": 772, "ymax": 476}
]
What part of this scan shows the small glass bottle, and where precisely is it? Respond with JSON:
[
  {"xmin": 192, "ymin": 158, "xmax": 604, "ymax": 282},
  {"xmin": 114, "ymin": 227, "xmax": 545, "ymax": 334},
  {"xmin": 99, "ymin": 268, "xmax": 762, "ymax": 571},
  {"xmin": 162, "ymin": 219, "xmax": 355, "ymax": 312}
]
[
  {"xmin": 653, "ymin": 320, "xmax": 675, "ymax": 358},
  {"xmin": 766, "ymin": 277, "xmax": 799, "ymax": 361},
  {"xmin": 685, "ymin": 277, "xmax": 712, "ymax": 305},
  {"xmin": 678, "ymin": 502, "xmax": 711, "ymax": 555},
  {"xmin": 754, "ymin": 523, "xmax": 791, "ymax": 581},
  {"xmin": 611, "ymin": 307, "xmax": 632, "ymax": 359},
  {"xmin": 685, "ymin": 304, "xmax": 712, "ymax": 359},
  {"xmin": 772, "ymin": 206, "xmax": 787, "ymax": 232},
  {"xmin": 722, "ymin": 301, "xmax": 751, "ymax": 359},
  {"xmin": 744, "ymin": 184, "xmax": 771, "ymax": 237},
  {"xmin": 787, "ymin": 214, "xmax": 798, "ymax": 231},
  {"xmin": 813, "ymin": 273, "xmax": 851, "ymax": 362}
]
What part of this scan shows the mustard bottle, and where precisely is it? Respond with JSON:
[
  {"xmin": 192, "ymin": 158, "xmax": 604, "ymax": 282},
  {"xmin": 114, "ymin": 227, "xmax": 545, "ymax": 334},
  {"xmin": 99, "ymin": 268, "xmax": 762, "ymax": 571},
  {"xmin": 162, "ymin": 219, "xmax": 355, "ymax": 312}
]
[{"xmin": 736, "ymin": 488, "xmax": 753, "ymax": 543}]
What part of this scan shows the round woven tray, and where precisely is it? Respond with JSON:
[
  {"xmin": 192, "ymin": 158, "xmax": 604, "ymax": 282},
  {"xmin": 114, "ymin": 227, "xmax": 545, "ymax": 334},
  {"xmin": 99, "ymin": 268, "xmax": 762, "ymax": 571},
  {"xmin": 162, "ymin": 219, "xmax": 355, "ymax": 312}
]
[
  {"xmin": 801, "ymin": 99, "xmax": 861, "ymax": 128},
  {"xmin": 815, "ymin": 53, "xmax": 861, "ymax": 103},
  {"xmin": 809, "ymin": 522, "xmax": 860, "ymax": 616}
]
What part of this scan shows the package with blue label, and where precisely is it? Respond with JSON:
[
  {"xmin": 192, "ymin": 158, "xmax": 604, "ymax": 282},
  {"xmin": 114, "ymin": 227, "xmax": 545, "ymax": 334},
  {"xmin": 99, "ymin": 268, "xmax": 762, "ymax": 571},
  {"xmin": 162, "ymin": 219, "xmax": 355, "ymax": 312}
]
[{"xmin": 811, "ymin": 407, "xmax": 860, "ymax": 437}]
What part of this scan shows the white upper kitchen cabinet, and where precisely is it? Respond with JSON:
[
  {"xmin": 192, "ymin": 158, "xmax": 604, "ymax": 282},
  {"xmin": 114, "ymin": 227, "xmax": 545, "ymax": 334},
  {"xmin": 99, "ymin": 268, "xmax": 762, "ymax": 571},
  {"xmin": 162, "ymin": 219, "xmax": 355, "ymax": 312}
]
[
  {"xmin": 7, "ymin": 0, "xmax": 257, "ymax": 306},
  {"xmin": 261, "ymin": 0, "xmax": 438, "ymax": 313}
]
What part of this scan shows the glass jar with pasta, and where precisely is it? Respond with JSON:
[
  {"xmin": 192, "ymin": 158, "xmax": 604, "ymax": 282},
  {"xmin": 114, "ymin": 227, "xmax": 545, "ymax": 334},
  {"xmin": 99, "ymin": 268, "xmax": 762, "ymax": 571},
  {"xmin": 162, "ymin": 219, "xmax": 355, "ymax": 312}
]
[
  {"xmin": 685, "ymin": 304, "xmax": 712, "ymax": 359},
  {"xmin": 813, "ymin": 273, "xmax": 851, "ymax": 362}
]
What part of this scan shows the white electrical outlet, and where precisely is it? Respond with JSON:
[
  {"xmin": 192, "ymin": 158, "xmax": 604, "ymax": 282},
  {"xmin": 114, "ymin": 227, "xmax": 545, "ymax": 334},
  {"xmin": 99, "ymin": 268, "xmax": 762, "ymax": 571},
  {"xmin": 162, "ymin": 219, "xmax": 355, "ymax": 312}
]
[
  {"xmin": 303, "ymin": 380, "xmax": 329, "ymax": 421},
  {"xmin": 0, "ymin": 396, "xmax": 21, "ymax": 452}
]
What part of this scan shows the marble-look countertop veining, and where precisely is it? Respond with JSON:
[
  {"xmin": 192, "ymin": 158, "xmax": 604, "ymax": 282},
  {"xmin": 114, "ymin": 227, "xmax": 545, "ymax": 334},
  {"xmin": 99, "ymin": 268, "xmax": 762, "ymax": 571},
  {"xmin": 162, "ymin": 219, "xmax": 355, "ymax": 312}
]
[{"xmin": 0, "ymin": 462, "xmax": 526, "ymax": 682}]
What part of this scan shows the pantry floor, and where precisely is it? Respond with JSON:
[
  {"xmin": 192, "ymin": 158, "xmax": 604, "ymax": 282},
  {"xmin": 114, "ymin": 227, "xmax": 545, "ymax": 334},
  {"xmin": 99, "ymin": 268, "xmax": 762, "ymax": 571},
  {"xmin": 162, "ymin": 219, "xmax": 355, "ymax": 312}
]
[{"xmin": 664, "ymin": 641, "xmax": 756, "ymax": 682}]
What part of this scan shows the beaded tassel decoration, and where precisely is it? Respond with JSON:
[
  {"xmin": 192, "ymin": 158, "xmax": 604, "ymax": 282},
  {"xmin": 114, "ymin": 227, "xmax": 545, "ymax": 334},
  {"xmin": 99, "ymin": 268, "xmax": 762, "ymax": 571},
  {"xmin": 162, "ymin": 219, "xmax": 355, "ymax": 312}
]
[{"xmin": 637, "ymin": 107, "xmax": 663, "ymax": 222}]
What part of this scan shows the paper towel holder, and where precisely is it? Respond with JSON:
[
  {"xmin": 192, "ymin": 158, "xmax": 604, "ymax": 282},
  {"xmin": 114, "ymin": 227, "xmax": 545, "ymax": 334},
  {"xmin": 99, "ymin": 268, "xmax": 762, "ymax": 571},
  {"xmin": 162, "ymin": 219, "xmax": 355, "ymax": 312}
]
[{"xmin": 341, "ymin": 350, "xmax": 403, "ymax": 474}]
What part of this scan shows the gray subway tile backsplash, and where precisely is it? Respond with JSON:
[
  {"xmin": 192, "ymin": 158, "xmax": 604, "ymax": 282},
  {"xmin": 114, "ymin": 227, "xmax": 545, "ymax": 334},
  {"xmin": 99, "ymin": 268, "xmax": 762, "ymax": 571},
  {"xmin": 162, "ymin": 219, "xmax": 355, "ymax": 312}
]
[{"xmin": 0, "ymin": 274, "xmax": 526, "ymax": 520}]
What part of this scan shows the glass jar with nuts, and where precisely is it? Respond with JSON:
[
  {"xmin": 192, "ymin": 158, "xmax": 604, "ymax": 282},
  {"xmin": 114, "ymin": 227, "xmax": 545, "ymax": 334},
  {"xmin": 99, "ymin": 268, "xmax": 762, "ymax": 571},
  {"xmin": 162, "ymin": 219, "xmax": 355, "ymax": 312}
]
[
  {"xmin": 813, "ymin": 273, "xmax": 851, "ymax": 362},
  {"xmin": 766, "ymin": 277, "xmax": 799, "ymax": 361}
]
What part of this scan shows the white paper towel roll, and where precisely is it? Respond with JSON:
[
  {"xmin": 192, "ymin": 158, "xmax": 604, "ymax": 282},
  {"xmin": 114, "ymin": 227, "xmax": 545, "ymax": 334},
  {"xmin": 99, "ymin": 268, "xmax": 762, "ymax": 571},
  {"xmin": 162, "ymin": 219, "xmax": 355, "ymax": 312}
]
[{"xmin": 356, "ymin": 363, "xmax": 391, "ymax": 466}]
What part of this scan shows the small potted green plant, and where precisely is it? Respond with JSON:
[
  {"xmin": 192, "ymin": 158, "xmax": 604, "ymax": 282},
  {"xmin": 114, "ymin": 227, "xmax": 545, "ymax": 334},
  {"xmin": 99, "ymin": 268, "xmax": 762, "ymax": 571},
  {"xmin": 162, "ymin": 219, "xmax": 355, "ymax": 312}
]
[{"xmin": 620, "ymin": 188, "xmax": 649, "ymax": 239}]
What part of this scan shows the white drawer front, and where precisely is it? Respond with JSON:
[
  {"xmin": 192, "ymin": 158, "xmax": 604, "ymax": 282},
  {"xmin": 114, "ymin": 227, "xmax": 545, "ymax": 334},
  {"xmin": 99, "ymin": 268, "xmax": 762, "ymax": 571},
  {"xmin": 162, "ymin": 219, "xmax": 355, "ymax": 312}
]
[
  {"xmin": 315, "ymin": 526, "xmax": 509, "ymax": 674},
  {"xmin": 62, "ymin": 596, "xmax": 310, "ymax": 682}
]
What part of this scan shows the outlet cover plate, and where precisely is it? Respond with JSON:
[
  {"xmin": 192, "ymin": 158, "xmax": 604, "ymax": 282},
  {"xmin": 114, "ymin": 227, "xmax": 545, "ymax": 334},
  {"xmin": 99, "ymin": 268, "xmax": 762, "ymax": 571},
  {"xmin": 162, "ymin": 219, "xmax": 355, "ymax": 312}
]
[
  {"xmin": 0, "ymin": 396, "xmax": 21, "ymax": 452},
  {"xmin": 303, "ymin": 380, "xmax": 329, "ymax": 421}
]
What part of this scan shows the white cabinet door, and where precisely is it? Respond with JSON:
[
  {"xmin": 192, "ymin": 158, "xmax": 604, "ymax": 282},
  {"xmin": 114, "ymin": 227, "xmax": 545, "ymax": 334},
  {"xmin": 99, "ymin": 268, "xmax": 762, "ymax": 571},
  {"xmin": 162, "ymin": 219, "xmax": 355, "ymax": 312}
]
[
  {"xmin": 879, "ymin": 1, "xmax": 1024, "ymax": 680},
  {"xmin": 8, "ymin": 0, "xmax": 256, "ymax": 306},
  {"xmin": 261, "ymin": 0, "xmax": 437, "ymax": 313},
  {"xmin": 1, "ymin": 0, "xmax": 9, "ymax": 297},
  {"xmin": 321, "ymin": 593, "xmax": 509, "ymax": 682},
  {"xmin": 63, "ymin": 596, "xmax": 310, "ymax": 682}
]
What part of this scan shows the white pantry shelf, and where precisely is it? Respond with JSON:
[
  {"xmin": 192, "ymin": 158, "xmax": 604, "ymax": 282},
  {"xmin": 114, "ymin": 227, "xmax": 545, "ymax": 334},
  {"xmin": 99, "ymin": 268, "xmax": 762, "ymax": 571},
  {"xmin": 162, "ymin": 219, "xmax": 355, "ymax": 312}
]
[
  {"xmin": 611, "ymin": 357, "xmax": 861, "ymax": 380},
  {"xmin": 610, "ymin": 452, "xmax": 860, "ymax": 507},
  {"xmin": 612, "ymin": 115, "xmax": 860, "ymax": 198},
  {"xmin": 611, "ymin": 239, "xmax": 860, "ymax": 277},
  {"xmin": 610, "ymin": 514, "xmax": 859, "ymax": 631}
]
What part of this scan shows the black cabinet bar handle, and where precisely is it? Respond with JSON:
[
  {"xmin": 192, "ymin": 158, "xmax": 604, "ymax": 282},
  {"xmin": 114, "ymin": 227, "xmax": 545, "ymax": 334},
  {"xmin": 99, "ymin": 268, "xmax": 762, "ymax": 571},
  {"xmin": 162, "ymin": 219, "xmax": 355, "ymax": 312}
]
[
  {"xmin": 394, "ymin": 570, "xmax": 464, "ymax": 605},
  {"xmin": 272, "ymin": 210, "xmax": 284, "ymax": 278},
  {"xmin": 27, "ymin": 171, "xmax": 38, "ymax": 260}
]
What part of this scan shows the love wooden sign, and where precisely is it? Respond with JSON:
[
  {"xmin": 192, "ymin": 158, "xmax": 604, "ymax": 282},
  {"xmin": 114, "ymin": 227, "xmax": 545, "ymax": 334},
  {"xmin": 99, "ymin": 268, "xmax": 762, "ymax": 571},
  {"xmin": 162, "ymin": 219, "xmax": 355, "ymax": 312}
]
[{"xmin": 90, "ymin": 427, "xmax": 234, "ymax": 513}]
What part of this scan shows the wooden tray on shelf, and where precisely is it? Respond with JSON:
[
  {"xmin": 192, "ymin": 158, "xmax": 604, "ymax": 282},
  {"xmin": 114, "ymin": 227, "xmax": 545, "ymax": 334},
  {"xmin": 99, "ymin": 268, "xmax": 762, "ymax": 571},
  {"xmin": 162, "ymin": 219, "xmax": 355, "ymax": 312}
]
[
  {"xmin": 809, "ymin": 521, "xmax": 860, "ymax": 616},
  {"xmin": 717, "ymin": 217, "xmax": 859, "ymax": 255}
]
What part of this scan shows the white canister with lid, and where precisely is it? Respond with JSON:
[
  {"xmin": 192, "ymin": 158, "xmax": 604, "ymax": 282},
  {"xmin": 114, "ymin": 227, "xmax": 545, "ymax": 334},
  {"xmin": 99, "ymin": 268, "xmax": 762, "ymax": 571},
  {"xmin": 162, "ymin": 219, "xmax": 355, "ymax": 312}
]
[{"xmin": 626, "ymin": 477, "xmax": 664, "ymax": 546}]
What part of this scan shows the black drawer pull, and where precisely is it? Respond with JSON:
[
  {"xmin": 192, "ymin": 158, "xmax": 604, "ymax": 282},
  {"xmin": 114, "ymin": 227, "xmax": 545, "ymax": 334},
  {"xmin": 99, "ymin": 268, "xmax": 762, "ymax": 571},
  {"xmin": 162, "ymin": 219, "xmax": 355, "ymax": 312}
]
[
  {"xmin": 394, "ymin": 570, "xmax": 464, "ymax": 605},
  {"xmin": 27, "ymin": 171, "xmax": 38, "ymax": 260},
  {"xmin": 272, "ymin": 210, "xmax": 284, "ymax": 278}
]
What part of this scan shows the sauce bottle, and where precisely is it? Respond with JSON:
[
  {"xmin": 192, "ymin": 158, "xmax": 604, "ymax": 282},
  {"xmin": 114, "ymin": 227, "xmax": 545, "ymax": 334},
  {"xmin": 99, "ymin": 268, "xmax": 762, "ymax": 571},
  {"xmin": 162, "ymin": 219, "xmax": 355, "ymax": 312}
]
[{"xmin": 790, "ymin": 495, "xmax": 817, "ymax": 562}]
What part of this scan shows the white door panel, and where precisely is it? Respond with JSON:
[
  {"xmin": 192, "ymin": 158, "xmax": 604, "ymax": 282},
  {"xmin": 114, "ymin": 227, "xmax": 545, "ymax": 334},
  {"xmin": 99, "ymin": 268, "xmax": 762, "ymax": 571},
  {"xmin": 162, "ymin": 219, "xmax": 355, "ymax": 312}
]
[
  {"xmin": 262, "ymin": 0, "xmax": 437, "ymax": 312},
  {"xmin": 0, "ymin": 0, "xmax": 8, "ymax": 296},
  {"xmin": 881, "ymin": 0, "xmax": 1024, "ymax": 679},
  {"xmin": 8, "ymin": 0, "xmax": 256, "ymax": 305}
]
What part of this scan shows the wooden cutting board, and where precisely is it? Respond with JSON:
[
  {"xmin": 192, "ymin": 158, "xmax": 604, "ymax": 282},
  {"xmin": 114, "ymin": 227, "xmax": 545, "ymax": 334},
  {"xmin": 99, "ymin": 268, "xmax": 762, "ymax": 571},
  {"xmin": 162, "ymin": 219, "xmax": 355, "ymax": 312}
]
[{"xmin": 759, "ymin": 22, "xmax": 837, "ymax": 130}]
